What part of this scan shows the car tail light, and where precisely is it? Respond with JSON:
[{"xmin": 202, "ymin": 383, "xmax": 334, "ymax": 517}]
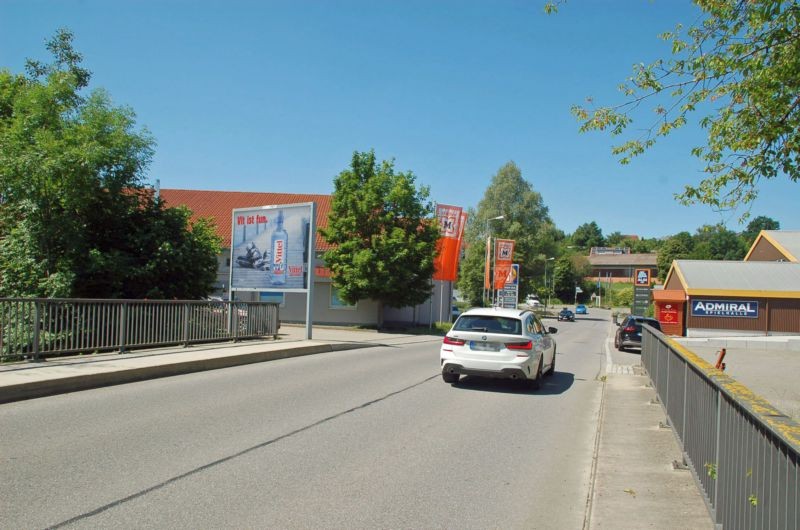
[
  {"xmin": 506, "ymin": 340, "xmax": 532, "ymax": 351},
  {"xmin": 443, "ymin": 336, "xmax": 466, "ymax": 346},
  {"xmin": 623, "ymin": 326, "xmax": 637, "ymax": 333}
]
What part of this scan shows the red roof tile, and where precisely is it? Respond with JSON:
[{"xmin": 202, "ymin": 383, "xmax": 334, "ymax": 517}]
[{"xmin": 159, "ymin": 189, "xmax": 333, "ymax": 250}]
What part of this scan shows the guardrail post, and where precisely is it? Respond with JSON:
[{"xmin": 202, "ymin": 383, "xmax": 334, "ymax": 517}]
[
  {"xmin": 681, "ymin": 362, "xmax": 688, "ymax": 453},
  {"xmin": 118, "ymin": 302, "xmax": 127, "ymax": 353},
  {"xmin": 31, "ymin": 300, "xmax": 42, "ymax": 362},
  {"xmin": 712, "ymin": 390, "xmax": 721, "ymax": 522},
  {"xmin": 182, "ymin": 303, "xmax": 190, "ymax": 347},
  {"xmin": 661, "ymin": 338, "xmax": 670, "ymax": 425},
  {"xmin": 233, "ymin": 303, "xmax": 240, "ymax": 342}
]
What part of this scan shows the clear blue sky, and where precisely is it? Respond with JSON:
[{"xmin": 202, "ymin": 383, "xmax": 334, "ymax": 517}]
[{"xmin": 1, "ymin": 0, "xmax": 796, "ymax": 238}]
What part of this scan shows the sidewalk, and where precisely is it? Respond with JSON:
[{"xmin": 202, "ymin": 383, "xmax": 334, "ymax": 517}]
[
  {"xmin": 0, "ymin": 325, "xmax": 422, "ymax": 404},
  {"xmin": 0, "ymin": 323, "xmax": 715, "ymax": 528},
  {"xmin": 587, "ymin": 324, "xmax": 714, "ymax": 530}
]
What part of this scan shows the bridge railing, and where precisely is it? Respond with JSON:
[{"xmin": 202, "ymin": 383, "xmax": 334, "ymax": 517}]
[
  {"xmin": 0, "ymin": 299, "xmax": 279, "ymax": 362},
  {"xmin": 642, "ymin": 325, "xmax": 799, "ymax": 530}
]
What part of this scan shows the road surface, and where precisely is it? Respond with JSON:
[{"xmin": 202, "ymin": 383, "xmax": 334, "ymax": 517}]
[{"xmin": 1, "ymin": 313, "xmax": 610, "ymax": 529}]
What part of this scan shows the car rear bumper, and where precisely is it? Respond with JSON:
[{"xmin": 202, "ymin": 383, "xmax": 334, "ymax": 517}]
[
  {"xmin": 442, "ymin": 363, "xmax": 531, "ymax": 380},
  {"xmin": 620, "ymin": 337, "xmax": 642, "ymax": 348}
]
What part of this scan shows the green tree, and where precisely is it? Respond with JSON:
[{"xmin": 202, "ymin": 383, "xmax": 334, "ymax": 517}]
[
  {"xmin": 320, "ymin": 151, "xmax": 439, "ymax": 313},
  {"xmin": 740, "ymin": 215, "xmax": 780, "ymax": 247},
  {"xmin": 0, "ymin": 30, "xmax": 221, "ymax": 298},
  {"xmin": 657, "ymin": 231, "xmax": 694, "ymax": 280},
  {"xmin": 456, "ymin": 162, "xmax": 560, "ymax": 305},
  {"xmin": 566, "ymin": 1, "xmax": 800, "ymax": 216},
  {"xmin": 692, "ymin": 224, "xmax": 748, "ymax": 261},
  {"xmin": 571, "ymin": 221, "xmax": 605, "ymax": 250},
  {"xmin": 605, "ymin": 231, "xmax": 625, "ymax": 247}
]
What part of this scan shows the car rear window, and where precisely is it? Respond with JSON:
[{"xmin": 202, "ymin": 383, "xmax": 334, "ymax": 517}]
[
  {"xmin": 631, "ymin": 317, "xmax": 661, "ymax": 331},
  {"xmin": 454, "ymin": 315, "xmax": 522, "ymax": 334}
]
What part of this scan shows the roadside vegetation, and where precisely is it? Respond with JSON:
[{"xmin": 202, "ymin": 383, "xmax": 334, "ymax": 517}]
[{"xmin": 0, "ymin": 30, "xmax": 220, "ymax": 299}]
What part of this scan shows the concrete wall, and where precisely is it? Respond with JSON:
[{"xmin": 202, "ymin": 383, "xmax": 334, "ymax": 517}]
[{"xmin": 227, "ymin": 256, "xmax": 454, "ymax": 327}]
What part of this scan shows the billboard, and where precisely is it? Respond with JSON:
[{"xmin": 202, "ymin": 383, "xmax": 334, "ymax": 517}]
[{"xmin": 229, "ymin": 203, "xmax": 314, "ymax": 292}]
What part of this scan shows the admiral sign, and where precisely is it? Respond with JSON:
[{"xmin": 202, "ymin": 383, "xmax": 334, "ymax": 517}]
[{"xmin": 691, "ymin": 300, "xmax": 758, "ymax": 318}]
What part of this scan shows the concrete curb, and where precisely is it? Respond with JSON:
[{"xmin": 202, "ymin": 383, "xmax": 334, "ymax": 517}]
[{"xmin": 0, "ymin": 342, "xmax": 373, "ymax": 404}]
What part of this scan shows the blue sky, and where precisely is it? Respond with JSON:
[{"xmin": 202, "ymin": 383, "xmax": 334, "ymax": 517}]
[{"xmin": 1, "ymin": 0, "xmax": 796, "ymax": 238}]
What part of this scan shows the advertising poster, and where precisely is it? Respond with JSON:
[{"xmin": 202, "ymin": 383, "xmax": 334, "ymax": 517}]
[
  {"xmin": 493, "ymin": 239, "xmax": 515, "ymax": 289},
  {"xmin": 229, "ymin": 203, "xmax": 313, "ymax": 292},
  {"xmin": 499, "ymin": 263, "xmax": 519, "ymax": 309},
  {"xmin": 433, "ymin": 204, "xmax": 464, "ymax": 281}
]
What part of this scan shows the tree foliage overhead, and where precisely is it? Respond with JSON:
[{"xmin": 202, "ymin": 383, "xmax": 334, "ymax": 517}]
[
  {"xmin": 320, "ymin": 150, "xmax": 439, "ymax": 308},
  {"xmin": 457, "ymin": 162, "xmax": 561, "ymax": 305},
  {"xmin": 565, "ymin": 1, "xmax": 800, "ymax": 217},
  {"xmin": 0, "ymin": 29, "xmax": 221, "ymax": 299}
]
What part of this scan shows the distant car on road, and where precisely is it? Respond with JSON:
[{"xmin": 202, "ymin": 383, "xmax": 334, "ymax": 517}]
[
  {"xmin": 557, "ymin": 308, "xmax": 575, "ymax": 322},
  {"xmin": 575, "ymin": 304, "xmax": 587, "ymax": 315},
  {"xmin": 440, "ymin": 307, "xmax": 558, "ymax": 389},
  {"xmin": 525, "ymin": 295, "xmax": 541, "ymax": 308},
  {"xmin": 615, "ymin": 315, "xmax": 661, "ymax": 351}
]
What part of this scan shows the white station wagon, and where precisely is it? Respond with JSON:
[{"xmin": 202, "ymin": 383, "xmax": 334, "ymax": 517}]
[{"xmin": 440, "ymin": 307, "xmax": 557, "ymax": 389}]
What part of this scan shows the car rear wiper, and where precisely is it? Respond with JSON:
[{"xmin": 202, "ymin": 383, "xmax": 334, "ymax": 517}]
[{"xmin": 469, "ymin": 327, "xmax": 489, "ymax": 332}]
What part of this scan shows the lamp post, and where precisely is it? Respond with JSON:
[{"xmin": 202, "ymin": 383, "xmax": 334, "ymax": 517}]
[
  {"xmin": 485, "ymin": 215, "xmax": 505, "ymax": 306},
  {"xmin": 543, "ymin": 257, "xmax": 554, "ymax": 312}
]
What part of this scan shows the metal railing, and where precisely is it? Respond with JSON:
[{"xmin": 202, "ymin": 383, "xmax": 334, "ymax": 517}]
[
  {"xmin": 0, "ymin": 299, "xmax": 279, "ymax": 362},
  {"xmin": 642, "ymin": 325, "xmax": 799, "ymax": 530}
]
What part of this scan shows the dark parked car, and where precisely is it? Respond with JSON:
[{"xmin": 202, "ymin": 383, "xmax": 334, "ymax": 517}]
[
  {"xmin": 557, "ymin": 308, "xmax": 575, "ymax": 322},
  {"xmin": 615, "ymin": 315, "xmax": 661, "ymax": 351}
]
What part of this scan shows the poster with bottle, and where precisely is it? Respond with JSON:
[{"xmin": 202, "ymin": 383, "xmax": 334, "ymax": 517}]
[{"xmin": 229, "ymin": 203, "xmax": 314, "ymax": 292}]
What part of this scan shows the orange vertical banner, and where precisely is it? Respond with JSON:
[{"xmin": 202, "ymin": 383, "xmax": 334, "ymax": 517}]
[
  {"xmin": 433, "ymin": 204, "xmax": 463, "ymax": 281},
  {"xmin": 493, "ymin": 239, "xmax": 515, "ymax": 289}
]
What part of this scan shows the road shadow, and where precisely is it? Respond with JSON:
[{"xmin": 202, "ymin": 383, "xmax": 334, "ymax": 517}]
[
  {"xmin": 574, "ymin": 316, "xmax": 611, "ymax": 323},
  {"xmin": 451, "ymin": 370, "xmax": 575, "ymax": 395}
]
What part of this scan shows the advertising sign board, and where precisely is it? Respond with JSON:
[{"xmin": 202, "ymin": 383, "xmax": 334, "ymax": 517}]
[
  {"xmin": 634, "ymin": 268, "xmax": 651, "ymax": 286},
  {"xmin": 499, "ymin": 264, "xmax": 519, "ymax": 308},
  {"xmin": 632, "ymin": 285, "xmax": 651, "ymax": 315},
  {"xmin": 229, "ymin": 203, "xmax": 314, "ymax": 292},
  {"xmin": 493, "ymin": 239, "xmax": 515, "ymax": 289},
  {"xmin": 691, "ymin": 300, "xmax": 758, "ymax": 318}
]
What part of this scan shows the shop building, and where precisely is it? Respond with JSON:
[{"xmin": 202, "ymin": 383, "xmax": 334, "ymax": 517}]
[
  {"xmin": 159, "ymin": 189, "xmax": 455, "ymax": 327},
  {"xmin": 653, "ymin": 231, "xmax": 800, "ymax": 337}
]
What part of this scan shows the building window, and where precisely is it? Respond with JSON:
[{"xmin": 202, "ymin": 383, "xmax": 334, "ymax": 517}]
[{"xmin": 330, "ymin": 286, "xmax": 356, "ymax": 310}]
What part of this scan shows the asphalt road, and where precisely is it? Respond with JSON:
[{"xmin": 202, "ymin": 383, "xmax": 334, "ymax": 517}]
[{"xmin": 1, "ymin": 313, "xmax": 608, "ymax": 529}]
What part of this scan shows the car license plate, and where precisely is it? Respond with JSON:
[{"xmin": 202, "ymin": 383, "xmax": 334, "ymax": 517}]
[{"xmin": 470, "ymin": 341, "xmax": 498, "ymax": 352}]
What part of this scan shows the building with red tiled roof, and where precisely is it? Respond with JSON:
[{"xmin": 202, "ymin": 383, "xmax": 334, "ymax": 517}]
[
  {"xmin": 158, "ymin": 188, "xmax": 453, "ymax": 327},
  {"xmin": 159, "ymin": 189, "xmax": 334, "ymax": 251}
]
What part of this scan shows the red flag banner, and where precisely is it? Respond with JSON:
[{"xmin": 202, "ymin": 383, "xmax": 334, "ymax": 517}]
[
  {"xmin": 433, "ymin": 204, "xmax": 464, "ymax": 281},
  {"xmin": 493, "ymin": 239, "xmax": 515, "ymax": 289}
]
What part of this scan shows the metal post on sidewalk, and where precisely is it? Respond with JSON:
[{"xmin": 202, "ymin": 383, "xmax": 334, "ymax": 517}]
[
  {"xmin": 118, "ymin": 302, "xmax": 127, "ymax": 354},
  {"xmin": 182, "ymin": 303, "xmax": 190, "ymax": 347},
  {"xmin": 31, "ymin": 300, "xmax": 41, "ymax": 362}
]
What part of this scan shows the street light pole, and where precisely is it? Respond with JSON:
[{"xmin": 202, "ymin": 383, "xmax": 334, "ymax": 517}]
[
  {"xmin": 543, "ymin": 257, "xmax": 554, "ymax": 312},
  {"xmin": 485, "ymin": 215, "xmax": 505, "ymax": 306}
]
